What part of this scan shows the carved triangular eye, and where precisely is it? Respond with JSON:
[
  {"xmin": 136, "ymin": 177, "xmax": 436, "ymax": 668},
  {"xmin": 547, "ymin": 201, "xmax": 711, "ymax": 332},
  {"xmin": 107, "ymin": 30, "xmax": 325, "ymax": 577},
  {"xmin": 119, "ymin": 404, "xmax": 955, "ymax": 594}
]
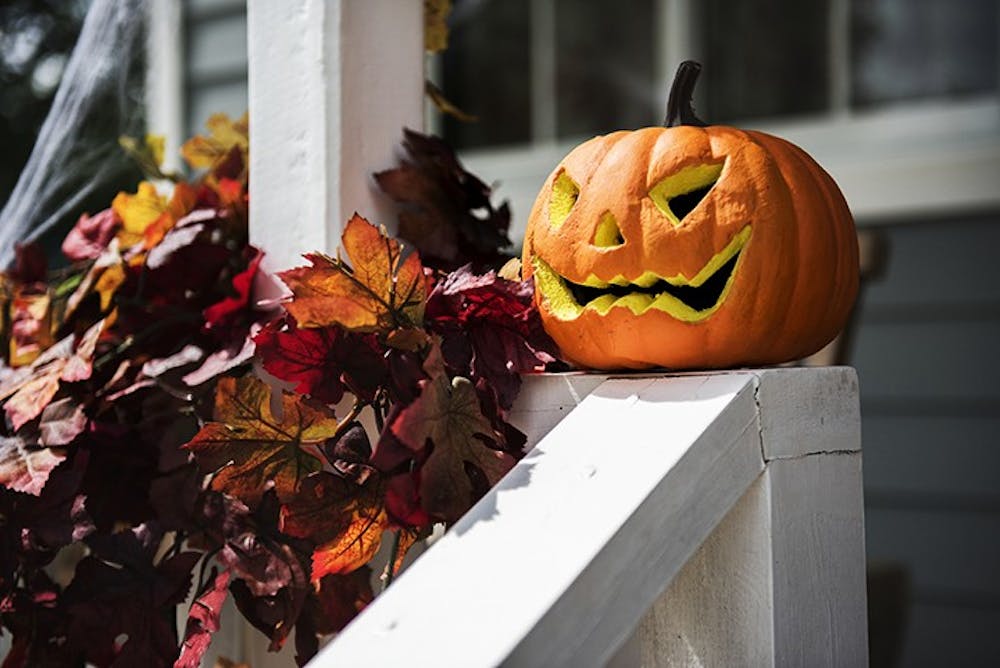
[
  {"xmin": 549, "ymin": 171, "xmax": 579, "ymax": 228},
  {"xmin": 649, "ymin": 162, "xmax": 724, "ymax": 226},
  {"xmin": 592, "ymin": 211, "xmax": 624, "ymax": 247}
]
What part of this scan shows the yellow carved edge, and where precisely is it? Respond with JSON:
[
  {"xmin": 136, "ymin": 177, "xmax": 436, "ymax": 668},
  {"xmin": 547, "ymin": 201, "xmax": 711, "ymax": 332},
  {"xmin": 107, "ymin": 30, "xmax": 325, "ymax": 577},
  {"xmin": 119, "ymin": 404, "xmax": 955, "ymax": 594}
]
[{"xmin": 533, "ymin": 224, "xmax": 751, "ymax": 323}]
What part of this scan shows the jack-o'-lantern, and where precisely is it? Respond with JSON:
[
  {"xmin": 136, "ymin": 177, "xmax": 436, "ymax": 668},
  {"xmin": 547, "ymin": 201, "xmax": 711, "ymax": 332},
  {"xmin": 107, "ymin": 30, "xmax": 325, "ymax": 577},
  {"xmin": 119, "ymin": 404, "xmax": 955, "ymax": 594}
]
[{"xmin": 523, "ymin": 61, "xmax": 859, "ymax": 370}]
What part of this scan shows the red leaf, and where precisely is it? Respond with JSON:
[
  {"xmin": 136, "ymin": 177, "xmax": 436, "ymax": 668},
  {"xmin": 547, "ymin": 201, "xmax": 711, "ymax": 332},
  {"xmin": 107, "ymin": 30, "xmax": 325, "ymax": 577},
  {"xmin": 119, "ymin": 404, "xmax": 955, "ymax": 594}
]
[
  {"xmin": 203, "ymin": 247, "xmax": 263, "ymax": 341},
  {"xmin": 175, "ymin": 569, "xmax": 231, "ymax": 668},
  {"xmin": 375, "ymin": 128, "xmax": 513, "ymax": 270},
  {"xmin": 311, "ymin": 568, "xmax": 374, "ymax": 634},
  {"xmin": 254, "ymin": 318, "xmax": 387, "ymax": 404},
  {"xmin": 279, "ymin": 471, "xmax": 377, "ymax": 544}
]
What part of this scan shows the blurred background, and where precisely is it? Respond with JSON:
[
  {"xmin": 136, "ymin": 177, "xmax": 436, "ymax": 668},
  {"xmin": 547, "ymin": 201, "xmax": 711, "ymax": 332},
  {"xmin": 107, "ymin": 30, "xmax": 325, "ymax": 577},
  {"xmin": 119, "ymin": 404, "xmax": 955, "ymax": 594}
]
[{"xmin": 3, "ymin": 0, "xmax": 998, "ymax": 665}]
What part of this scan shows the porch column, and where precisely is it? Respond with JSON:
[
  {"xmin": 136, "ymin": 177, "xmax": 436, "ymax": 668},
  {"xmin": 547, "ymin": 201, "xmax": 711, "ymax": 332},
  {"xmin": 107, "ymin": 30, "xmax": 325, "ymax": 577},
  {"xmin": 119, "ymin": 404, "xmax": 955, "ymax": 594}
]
[{"xmin": 247, "ymin": 0, "xmax": 424, "ymax": 273}]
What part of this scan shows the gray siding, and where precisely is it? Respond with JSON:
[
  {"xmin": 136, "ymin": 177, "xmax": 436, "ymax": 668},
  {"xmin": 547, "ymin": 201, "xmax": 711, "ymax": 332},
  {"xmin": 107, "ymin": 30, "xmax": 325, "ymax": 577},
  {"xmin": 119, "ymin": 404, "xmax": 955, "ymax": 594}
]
[{"xmin": 854, "ymin": 214, "xmax": 1000, "ymax": 666}]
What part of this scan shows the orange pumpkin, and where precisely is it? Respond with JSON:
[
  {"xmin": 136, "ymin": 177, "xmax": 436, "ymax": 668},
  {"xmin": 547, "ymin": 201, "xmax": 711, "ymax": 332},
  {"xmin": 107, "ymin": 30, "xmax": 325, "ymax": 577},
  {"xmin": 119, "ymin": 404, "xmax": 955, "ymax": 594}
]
[{"xmin": 523, "ymin": 61, "xmax": 859, "ymax": 370}]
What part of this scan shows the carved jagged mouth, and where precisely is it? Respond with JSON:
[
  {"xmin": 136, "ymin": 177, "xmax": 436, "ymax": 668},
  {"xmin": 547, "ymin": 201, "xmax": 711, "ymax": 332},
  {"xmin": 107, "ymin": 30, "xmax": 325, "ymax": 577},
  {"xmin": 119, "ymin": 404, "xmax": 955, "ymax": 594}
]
[{"xmin": 532, "ymin": 225, "xmax": 751, "ymax": 323}]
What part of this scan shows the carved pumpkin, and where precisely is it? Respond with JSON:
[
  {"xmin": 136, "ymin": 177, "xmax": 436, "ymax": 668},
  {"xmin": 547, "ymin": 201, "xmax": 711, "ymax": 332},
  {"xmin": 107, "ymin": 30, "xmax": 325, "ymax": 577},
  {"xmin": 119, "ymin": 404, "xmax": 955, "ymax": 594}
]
[{"xmin": 523, "ymin": 61, "xmax": 859, "ymax": 370}]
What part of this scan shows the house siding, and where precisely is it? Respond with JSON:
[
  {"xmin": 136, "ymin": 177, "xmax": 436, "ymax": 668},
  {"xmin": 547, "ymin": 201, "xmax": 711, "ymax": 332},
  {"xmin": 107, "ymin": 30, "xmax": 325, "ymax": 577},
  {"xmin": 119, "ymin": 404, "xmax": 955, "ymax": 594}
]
[{"xmin": 854, "ymin": 213, "xmax": 1000, "ymax": 666}]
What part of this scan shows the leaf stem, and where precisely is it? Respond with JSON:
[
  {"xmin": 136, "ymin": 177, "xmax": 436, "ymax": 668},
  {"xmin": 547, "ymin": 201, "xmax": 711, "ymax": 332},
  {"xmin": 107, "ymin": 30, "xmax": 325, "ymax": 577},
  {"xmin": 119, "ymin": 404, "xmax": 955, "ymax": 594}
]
[{"xmin": 383, "ymin": 530, "xmax": 401, "ymax": 592}]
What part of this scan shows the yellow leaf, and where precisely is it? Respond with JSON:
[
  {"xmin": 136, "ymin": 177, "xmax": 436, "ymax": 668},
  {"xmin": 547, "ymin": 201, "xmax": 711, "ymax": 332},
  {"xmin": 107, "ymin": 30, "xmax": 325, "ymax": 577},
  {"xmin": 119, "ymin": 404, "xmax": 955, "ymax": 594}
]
[
  {"xmin": 181, "ymin": 112, "xmax": 249, "ymax": 173},
  {"xmin": 112, "ymin": 182, "xmax": 167, "ymax": 246},
  {"xmin": 424, "ymin": 0, "xmax": 451, "ymax": 53},
  {"xmin": 94, "ymin": 262, "xmax": 126, "ymax": 311},
  {"xmin": 145, "ymin": 134, "xmax": 165, "ymax": 167}
]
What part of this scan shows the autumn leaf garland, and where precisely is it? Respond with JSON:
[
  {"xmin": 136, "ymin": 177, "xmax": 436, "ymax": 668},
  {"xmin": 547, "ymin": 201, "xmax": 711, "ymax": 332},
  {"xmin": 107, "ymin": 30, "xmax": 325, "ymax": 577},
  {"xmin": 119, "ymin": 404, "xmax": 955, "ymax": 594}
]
[
  {"xmin": 0, "ymin": 119, "xmax": 561, "ymax": 666},
  {"xmin": 186, "ymin": 215, "xmax": 558, "ymax": 591}
]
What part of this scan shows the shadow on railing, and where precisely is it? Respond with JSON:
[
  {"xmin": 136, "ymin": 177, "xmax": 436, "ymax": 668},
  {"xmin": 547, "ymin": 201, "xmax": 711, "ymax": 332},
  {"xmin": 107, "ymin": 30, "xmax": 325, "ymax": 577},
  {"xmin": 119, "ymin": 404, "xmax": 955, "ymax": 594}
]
[{"xmin": 311, "ymin": 368, "xmax": 868, "ymax": 668}]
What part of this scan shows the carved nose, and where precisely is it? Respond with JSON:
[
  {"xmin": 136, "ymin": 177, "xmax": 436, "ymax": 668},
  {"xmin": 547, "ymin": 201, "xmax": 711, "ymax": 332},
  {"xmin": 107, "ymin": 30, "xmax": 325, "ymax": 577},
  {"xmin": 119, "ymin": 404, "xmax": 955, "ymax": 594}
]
[{"xmin": 592, "ymin": 211, "xmax": 624, "ymax": 248}]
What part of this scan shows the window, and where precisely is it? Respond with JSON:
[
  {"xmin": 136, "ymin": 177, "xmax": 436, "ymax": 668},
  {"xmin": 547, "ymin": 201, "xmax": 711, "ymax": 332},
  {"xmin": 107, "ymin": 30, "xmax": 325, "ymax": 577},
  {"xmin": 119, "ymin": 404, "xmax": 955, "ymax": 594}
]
[{"xmin": 438, "ymin": 0, "xmax": 1000, "ymax": 240}]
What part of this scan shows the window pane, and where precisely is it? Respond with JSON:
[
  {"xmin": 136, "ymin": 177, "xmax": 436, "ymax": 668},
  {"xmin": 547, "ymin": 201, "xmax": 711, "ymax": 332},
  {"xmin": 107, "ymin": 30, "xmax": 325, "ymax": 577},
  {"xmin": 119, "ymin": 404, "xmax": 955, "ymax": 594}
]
[
  {"xmin": 441, "ymin": 0, "xmax": 531, "ymax": 150},
  {"xmin": 698, "ymin": 0, "xmax": 830, "ymax": 121},
  {"xmin": 555, "ymin": 0, "xmax": 658, "ymax": 139},
  {"xmin": 851, "ymin": 0, "xmax": 998, "ymax": 107}
]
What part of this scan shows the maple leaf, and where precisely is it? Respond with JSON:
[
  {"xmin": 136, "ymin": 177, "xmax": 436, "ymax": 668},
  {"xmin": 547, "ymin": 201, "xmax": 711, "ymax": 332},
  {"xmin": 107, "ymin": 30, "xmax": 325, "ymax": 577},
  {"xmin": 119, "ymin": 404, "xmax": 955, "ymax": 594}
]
[
  {"xmin": 0, "ymin": 435, "xmax": 65, "ymax": 496},
  {"xmin": 176, "ymin": 568, "xmax": 230, "ymax": 668},
  {"xmin": 278, "ymin": 214, "xmax": 428, "ymax": 340},
  {"xmin": 427, "ymin": 265, "xmax": 558, "ymax": 411},
  {"xmin": 311, "ymin": 568, "xmax": 374, "ymax": 634},
  {"xmin": 7, "ymin": 288, "xmax": 55, "ymax": 367},
  {"xmin": 375, "ymin": 129, "xmax": 512, "ymax": 270},
  {"xmin": 1, "ymin": 318, "xmax": 105, "ymax": 430},
  {"xmin": 181, "ymin": 112, "xmax": 249, "ymax": 181},
  {"xmin": 62, "ymin": 208, "xmax": 121, "ymax": 261},
  {"xmin": 424, "ymin": 0, "xmax": 451, "ymax": 52},
  {"xmin": 310, "ymin": 501, "xmax": 386, "ymax": 582},
  {"xmin": 254, "ymin": 318, "xmax": 387, "ymax": 404},
  {"xmin": 203, "ymin": 247, "xmax": 263, "ymax": 342},
  {"xmin": 389, "ymin": 367, "xmax": 515, "ymax": 523},
  {"xmin": 184, "ymin": 376, "xmax": 336, "ymax": 505},
  {"xmin": 278, "ymin": 471, "xmax": 376, "ymax": 544},
  {"xmin": 112, "ymin": 181, "xmax": 167, "ymax": 247},
  {"xmin": 10, "ymin": 243, "xmax": 46, "ymax": 284}
]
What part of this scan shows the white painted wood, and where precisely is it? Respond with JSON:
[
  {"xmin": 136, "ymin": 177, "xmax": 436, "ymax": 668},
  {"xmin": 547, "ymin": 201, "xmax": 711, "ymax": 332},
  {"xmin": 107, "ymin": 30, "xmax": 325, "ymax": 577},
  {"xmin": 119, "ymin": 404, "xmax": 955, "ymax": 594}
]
[
  {"xmin": 247, "ymin": 0, "xmax": 423, "ymax": 273},
  {"xmin": 755, "ymin": 367, "xmax": 861, "ymax": 460},
  {"xmin": 145, "ymin": 0, "xmax": 185, "ymax": 172},
  {"xmin": 609, "ymin": 474, "xmax": 775, "ymax": 667},
  {"xmin": 314, "ymin": 373, "xmax": 765, "ymax": 666},
  {"xmin": 767, "ymin": 452, "xmax": 868, "ymax": 667},
  {"xmin": 312, "ymin": 368, "xmax": 866, "ymax": 667}
]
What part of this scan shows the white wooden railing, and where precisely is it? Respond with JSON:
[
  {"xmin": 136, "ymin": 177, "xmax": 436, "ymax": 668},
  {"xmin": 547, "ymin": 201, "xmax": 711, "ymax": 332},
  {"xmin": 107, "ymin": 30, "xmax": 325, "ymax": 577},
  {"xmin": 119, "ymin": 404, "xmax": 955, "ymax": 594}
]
[
  {"xmin": 240, "ymin": 3, "xmax": 868, "ymax": 666},
  {"xmin": 310, "ymin": 368, "xmax": 867, "ymax": 667}
]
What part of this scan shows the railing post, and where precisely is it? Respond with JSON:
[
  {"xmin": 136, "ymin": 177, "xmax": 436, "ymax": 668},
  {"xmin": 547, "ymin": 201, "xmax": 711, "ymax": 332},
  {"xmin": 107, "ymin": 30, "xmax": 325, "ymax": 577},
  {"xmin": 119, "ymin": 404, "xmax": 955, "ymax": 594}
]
[
  {"xmin": 615, "ymin": 368, "xmax": 868, "ymax": 667},
  {"xmin": 315, "ymin": 368, "xmax": 866, "ymax": 667}
]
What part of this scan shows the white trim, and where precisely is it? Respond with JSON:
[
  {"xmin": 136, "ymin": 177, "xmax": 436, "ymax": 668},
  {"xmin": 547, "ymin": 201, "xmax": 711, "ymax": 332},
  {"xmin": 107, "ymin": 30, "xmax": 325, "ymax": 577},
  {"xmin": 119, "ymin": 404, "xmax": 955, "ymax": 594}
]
[
  {"xmin": 313, "ymin": 368, "xmax": 866, "ymax": 667},
  {"xmin": 145, "ymin": 0, "xmax": 185, "ymax": 172}
]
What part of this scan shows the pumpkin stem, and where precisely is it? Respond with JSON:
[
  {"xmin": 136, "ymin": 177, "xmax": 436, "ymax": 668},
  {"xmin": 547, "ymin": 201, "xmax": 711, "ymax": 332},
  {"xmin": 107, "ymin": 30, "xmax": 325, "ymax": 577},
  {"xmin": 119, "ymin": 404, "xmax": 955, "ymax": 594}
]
[{"xmin": 664, "ymin": 60, "xmax": 708, "ymax": 128}]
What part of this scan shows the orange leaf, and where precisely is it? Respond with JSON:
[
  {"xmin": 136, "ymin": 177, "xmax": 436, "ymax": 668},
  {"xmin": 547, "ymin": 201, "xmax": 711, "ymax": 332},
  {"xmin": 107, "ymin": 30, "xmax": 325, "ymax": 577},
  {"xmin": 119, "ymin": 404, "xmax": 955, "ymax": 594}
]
[
  {"xmin": 143, "ymin": 181, "xmax": 198, "ymax": 248},
  {"xmin": 311, "ymin": 503, "xmax": 387, "ymax": 582},
  {"xmin": 279, "ymin": 215, "xmax": 428, "ymax": 338},
  {"xmin": 184, "ymin": 376, "xmax": 338, "ymax": 505}
]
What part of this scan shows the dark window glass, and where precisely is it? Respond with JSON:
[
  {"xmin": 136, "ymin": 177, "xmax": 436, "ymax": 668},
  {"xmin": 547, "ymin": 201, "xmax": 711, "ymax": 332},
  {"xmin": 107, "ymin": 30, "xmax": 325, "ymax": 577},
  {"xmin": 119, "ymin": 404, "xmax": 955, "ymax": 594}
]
[
  {"xmin": 851, "ymin": 0, "xmax": 998, "ymax": 108},
  {"xmin": 441, "ymin": 0, "xmax": 532, "ymax": 150},
  {"xmin": 554, "ymin": 0, "xmax": 658, "ymax": 139},
  {"xmin": 697, "ymin": 0, "xmax": 830, "ymax": 121}
]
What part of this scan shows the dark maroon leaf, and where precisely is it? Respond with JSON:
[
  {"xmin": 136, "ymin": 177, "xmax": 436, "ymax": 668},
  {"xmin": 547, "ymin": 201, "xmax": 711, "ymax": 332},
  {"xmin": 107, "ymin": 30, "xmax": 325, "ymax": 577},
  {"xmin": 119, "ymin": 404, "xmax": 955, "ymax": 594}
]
[
  {"xmin": 375, "ymin": 129, "xmax": 513, "ymax": 271},
  {"xmin": 322, "ymin": 422, "xmax": 374, "ymax": 483},
  {"xmin": 426, "ymin": 265, "xmax": 558, "ymax": 411},
  {"xmin": 10, "ymin": 243, "xmax": 46, "ymax": 284}
]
